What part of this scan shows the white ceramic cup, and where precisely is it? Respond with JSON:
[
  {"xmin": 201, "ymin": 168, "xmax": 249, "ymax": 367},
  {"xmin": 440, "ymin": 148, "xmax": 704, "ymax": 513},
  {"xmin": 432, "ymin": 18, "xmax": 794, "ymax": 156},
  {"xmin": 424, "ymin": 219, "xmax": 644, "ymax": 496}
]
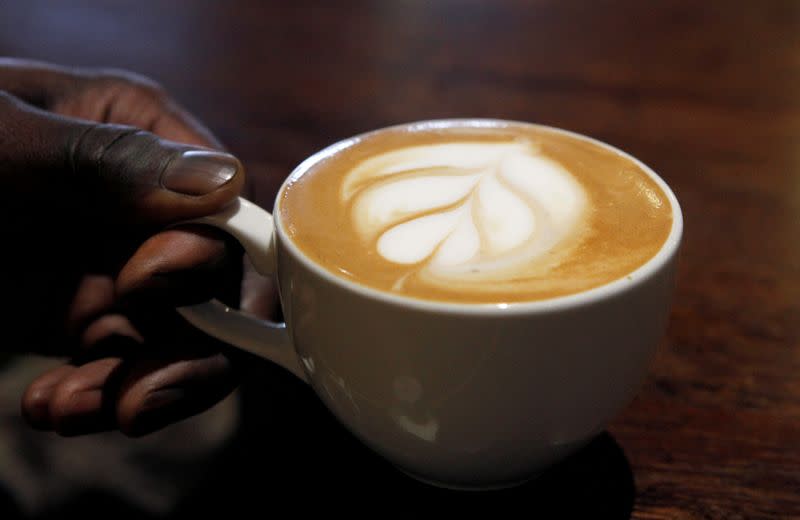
[{"xmin": 178, "ymin": 120, "xmax": 683, "ymax": 489}]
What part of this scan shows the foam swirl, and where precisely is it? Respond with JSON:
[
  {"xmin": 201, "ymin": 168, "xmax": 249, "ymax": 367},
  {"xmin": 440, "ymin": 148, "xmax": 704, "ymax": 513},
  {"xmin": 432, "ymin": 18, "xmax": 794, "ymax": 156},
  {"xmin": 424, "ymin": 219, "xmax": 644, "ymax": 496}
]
[{"xmin": 340, "ymin": 140, "xmax": 588, "ymax": 285}]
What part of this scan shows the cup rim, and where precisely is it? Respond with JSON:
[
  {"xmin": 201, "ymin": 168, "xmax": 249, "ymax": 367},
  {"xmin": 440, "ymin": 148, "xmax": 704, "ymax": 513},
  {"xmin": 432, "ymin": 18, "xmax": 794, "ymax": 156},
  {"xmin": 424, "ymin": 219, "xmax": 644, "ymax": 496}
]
[{"xmin": 273, "ymin": 118, "xmax": 683, "ymax": 315}]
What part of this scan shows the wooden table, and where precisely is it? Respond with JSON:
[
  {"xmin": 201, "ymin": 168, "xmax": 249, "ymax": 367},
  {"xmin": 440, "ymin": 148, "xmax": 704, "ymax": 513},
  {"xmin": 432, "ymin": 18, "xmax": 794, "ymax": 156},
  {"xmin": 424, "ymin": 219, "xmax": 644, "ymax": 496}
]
[{"xmin": 1, "ymin": 1, "xmax": 798, "ymax": 518}]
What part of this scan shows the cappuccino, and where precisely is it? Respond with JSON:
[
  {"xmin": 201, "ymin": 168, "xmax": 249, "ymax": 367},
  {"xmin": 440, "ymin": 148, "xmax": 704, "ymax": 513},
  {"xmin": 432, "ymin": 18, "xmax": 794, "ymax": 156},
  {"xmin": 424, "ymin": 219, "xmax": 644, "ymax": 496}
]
[{"xmin": 280, "ymin": 121, "xmax": 672, "ymax": 303}]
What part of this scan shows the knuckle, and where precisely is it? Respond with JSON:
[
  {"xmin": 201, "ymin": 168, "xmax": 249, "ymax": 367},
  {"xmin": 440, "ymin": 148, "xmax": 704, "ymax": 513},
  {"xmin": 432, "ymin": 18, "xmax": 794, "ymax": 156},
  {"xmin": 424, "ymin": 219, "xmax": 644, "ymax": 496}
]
[
  {"xmin": 128, "ymin": 82, "xmax": 168, "ymax": 105},
  {"xmin": 86, "ymin": 68, "xmax": 170, "ymax": 106},
  {"xmin": 113, "ymin": 74, "xmax": 166, "ymax": 102},
  {"xmin": 71, "ymin": 125, "xmax": 164, "ymax": 178}
]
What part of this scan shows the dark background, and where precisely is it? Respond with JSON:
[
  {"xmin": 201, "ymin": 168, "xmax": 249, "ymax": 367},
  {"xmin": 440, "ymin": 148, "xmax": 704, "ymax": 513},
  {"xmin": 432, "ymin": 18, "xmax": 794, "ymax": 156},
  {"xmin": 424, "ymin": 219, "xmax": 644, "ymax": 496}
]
[{"xmin": 1, "ymin": 1, "xmax": 799, "ymax": 518}]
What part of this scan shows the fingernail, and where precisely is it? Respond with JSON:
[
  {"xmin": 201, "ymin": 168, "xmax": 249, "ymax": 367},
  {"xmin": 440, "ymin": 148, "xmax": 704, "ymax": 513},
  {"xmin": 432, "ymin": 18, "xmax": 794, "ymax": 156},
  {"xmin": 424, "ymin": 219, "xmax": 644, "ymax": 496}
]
[{"xmin": 162, "ymin": 150, "xmax": 239, "ymax": 196}]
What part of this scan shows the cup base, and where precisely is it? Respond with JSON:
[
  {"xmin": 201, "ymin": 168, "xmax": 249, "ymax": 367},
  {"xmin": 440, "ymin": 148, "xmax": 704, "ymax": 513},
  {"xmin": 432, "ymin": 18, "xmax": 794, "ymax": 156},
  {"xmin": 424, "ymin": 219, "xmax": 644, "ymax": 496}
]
[{"xmin": 397, "ymin": 467, "xmax": 537, "ymax": 491}]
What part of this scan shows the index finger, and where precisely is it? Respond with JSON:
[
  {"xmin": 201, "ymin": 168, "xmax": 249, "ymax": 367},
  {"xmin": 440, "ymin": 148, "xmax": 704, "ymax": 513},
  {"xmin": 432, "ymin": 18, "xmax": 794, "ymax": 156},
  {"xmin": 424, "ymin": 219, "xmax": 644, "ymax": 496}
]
[{"xmin": 0, "ymin": 59, "xmax": 224, "ymax": 150}]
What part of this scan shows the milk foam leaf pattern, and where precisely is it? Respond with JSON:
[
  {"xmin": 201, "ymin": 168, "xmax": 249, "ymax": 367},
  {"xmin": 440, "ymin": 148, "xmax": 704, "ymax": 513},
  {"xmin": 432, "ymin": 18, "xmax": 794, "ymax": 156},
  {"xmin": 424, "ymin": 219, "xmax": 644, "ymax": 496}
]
[{"xmin": 342, "ymin": 141, "xmax": 588, "ymax": 278}]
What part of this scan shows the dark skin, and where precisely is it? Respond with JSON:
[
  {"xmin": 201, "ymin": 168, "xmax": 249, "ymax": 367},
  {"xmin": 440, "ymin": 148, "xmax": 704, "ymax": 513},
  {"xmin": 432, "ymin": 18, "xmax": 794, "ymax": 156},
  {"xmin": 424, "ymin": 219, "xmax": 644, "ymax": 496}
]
[{"xmin": 0, "ymin": 59, "xmax": 275, "ymax": 436}]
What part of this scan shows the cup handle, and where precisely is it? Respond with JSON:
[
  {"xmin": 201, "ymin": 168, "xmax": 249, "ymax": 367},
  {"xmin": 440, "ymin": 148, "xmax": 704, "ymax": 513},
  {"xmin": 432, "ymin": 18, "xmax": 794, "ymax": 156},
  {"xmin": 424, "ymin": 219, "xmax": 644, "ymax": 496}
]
[{"xmin": 176, "ymin": 198, "xmax": 308, "ymax": 383}]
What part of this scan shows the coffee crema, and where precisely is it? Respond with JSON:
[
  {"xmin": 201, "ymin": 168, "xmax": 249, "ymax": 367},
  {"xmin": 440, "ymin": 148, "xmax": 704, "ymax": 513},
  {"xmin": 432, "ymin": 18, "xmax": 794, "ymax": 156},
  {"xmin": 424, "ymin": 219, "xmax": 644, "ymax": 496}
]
[{"xmin": 280, "ymin": 121, "xmax": 673, "ymax": 303}]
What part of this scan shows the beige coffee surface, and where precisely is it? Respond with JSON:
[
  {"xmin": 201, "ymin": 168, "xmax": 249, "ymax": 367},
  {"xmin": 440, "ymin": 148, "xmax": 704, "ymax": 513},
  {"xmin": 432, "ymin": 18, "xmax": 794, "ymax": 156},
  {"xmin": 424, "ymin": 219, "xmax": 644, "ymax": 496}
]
[{"xmin": 280, "ymin": 123, "xmax": 672, "ymax": 303}]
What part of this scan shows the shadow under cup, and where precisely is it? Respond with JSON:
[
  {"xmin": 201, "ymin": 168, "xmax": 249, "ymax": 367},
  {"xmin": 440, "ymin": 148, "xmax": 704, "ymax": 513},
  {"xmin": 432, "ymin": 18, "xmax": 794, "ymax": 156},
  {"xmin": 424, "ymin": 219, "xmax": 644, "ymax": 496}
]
[{"xmin": 271, "ymin": 121, "xmax": 683, "ymax": 489}]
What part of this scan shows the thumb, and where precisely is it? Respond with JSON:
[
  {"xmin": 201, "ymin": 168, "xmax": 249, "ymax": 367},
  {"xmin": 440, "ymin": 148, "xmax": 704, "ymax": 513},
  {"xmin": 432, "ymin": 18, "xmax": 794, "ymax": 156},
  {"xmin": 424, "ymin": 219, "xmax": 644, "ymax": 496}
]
[{"xmin": 0, "ymin": 91, "xmax": 244, "ymax": 225}]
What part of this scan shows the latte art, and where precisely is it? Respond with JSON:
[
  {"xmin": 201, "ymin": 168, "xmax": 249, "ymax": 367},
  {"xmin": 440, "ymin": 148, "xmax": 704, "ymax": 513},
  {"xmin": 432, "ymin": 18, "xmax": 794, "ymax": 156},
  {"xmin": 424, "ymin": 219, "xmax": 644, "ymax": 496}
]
[
  {"xmin": 342, "ymin": 141, "xmax": 587, "ymax": 288},
  {"xmin": 280, "ymin": 121, "xmax": 673, "ymax": 303}
]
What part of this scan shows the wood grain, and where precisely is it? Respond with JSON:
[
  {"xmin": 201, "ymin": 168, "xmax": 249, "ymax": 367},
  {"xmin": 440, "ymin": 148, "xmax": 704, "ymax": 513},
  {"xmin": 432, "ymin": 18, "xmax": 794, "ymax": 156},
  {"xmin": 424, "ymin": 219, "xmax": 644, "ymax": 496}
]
[{"xmin": 1, "ymin": 1, "xmax": 799, "ymax": 517}]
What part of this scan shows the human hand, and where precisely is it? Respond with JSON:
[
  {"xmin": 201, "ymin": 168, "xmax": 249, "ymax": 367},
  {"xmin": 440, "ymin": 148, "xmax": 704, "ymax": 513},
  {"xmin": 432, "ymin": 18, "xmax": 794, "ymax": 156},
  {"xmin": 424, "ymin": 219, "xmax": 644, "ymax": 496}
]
[{"xmin": 0, "ymin": 59, "xmax": 269, "ymax": 436}]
